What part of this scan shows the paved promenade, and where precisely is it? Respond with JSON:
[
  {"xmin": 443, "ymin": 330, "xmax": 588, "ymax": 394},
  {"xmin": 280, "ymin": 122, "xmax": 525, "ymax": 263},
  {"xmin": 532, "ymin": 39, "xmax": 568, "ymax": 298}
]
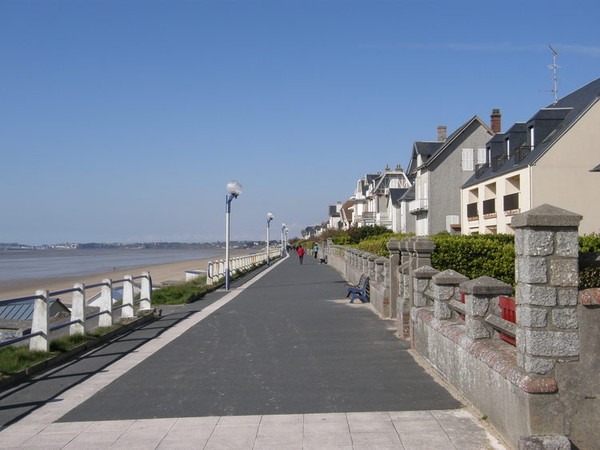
[{"xmin": 0, "ymin": 254, "xmax": 506, "ymax": 449}]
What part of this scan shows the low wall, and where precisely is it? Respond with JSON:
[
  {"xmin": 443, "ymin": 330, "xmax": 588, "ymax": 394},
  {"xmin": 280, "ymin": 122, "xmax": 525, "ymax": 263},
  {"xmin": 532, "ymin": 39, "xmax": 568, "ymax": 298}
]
[{"xmin": 324, "ymin": 204, "xmax": 599, "ymax": 448}]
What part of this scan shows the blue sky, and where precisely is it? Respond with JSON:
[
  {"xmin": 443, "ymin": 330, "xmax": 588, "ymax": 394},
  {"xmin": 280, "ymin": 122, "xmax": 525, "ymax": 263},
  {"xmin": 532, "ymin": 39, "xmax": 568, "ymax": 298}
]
[{"xmin": 2, "ymin": 0, "xmax": 600, "ymax": 245}]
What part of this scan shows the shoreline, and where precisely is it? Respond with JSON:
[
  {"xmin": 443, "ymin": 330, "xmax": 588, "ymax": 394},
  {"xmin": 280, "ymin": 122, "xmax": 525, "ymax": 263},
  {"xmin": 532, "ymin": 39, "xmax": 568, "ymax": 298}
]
[{"xmin": 0, "ymin": 249, "xmax": 252, "ymax": 302}]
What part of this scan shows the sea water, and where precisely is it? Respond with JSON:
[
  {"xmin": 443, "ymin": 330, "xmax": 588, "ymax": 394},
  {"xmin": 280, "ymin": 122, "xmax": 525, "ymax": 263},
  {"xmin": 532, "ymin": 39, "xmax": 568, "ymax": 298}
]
[{"xmin": 0, "ymin": 248, "xmax": 223, "ymax": 284}]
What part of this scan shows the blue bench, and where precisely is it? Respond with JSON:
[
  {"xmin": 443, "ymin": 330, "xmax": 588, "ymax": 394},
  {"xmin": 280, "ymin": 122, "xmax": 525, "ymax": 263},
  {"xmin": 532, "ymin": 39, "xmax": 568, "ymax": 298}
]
[{"xmin": 346, "ymin": 275, "xmax": 370, "ymax": 303}]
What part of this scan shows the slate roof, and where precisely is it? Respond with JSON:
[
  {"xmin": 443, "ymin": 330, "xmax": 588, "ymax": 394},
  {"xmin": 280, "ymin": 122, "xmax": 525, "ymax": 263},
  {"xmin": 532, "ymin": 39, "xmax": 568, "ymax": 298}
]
[
  {"xmin": 0, "ymin": 298, "xmax": 69, "ymax": 321},
  {"xmin": 388, "ymin": 188, "xmax": 409, "ymax": 205},
  {"xmin": 399, "ymin": 184, "xmax": 416, "ymax": 202},
  {"xmin": 464, "ymin": 76, "xmax": 600, "ymax": 187}
]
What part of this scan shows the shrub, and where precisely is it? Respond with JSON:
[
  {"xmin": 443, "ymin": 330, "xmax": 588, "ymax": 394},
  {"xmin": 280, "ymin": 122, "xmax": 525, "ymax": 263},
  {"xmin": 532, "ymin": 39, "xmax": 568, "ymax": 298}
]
[
  {"xmin": 152, "ymin": 276, "xmax": 215, "ymax": 305},
  {"xmin": 430, "ymin": 234, "xmax": 515, "ymax": 286},
  {"xmin": 580, "ymin": 233, "xmax": 600, "ymax": 252},
  {"xmin": 354, "ymin": 233, "xmax": 410, "ymax": 257}
]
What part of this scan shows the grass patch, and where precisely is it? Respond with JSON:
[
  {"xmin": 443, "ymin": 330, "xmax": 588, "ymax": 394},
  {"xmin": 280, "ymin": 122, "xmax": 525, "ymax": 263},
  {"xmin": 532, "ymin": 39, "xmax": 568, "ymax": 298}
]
[
  {"xmin": 49, "ymin": 333, "xmax": 91, "ymax": 353},
  {"xmin": 1, "ymin": 317, "xmax": 147, "ymax": 376},
  {"xmin": 0, "ymin": 346, "xmax": 55, "ymax": 375}
]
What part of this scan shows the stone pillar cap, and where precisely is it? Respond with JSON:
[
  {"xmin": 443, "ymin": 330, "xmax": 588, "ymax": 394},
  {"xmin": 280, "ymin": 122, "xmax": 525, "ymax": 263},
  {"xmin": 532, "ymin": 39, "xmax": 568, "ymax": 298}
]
[
  {"xmin": 432, "ymin": 269, "xmax": 469, "ymax": 285},
  {"xmin": 460, "ymin": 276, "xmax": 513, "ymax": 295},
  {"xmin": 386, "ymin": 238, "xmax": 400, "ymax": 251},
  {"xmin": 375, "ymin": 257, "xmax": 389, "ymax": 264},
  {"xmin": 413, "ymin": 237, "xmax": 436, "ymax": 252},
  {"xmin": 511, "ymin": 203, "xmax": 582, "ymax": 228},
  {"xmin": 414, "ymin": 265, "xmax": 439, "ymax": 279}
]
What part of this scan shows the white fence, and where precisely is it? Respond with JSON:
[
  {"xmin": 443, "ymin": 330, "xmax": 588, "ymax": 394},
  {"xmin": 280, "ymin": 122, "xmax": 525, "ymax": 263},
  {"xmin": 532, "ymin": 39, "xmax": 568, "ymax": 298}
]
[
  {"xmin": 0, "ymin": 272, "xmax": 152, "ymax": 352},
  {"xmin": 206, "ymin": 248, "xmax": 282, "ymax": 286}
]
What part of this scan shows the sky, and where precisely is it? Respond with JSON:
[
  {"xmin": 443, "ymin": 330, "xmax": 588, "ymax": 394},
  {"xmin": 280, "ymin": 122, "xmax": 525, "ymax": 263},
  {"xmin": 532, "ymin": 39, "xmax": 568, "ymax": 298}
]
[{"xmin": 2, "ymin": 0, "xmax": 600, "ymax": 245}]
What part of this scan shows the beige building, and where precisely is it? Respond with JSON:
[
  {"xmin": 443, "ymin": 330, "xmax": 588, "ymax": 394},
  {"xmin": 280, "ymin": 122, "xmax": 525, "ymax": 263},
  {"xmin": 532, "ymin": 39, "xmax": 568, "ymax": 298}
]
[{"xmin": 461, "ymin": 77, "xmax": 600, "ymax": 235}]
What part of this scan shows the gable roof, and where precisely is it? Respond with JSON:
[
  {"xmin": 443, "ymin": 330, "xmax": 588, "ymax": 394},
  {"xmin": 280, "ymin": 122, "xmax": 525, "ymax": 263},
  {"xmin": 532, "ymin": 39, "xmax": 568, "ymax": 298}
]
[
  {"xmin": 407, "ymin": 116, "xmax": 493, "ymax": 175},
  {"xmin": 464, "ymin": 76, "xmax": 600, "ymax": 187},
  {"xmin": 422, "ymin": 116, "xmax": 493, "ymax": 169}
]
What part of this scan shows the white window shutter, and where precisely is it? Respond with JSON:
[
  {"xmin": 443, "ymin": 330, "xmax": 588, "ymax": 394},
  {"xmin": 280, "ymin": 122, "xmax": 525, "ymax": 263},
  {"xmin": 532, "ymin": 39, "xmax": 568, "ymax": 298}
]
[
  {"xmin": 462, "ymin": 148, "xmax": 474, "ymax": 171},
  {"xmin": 477, "ymin": 148, "xmax": 487, "ymax": 164}
]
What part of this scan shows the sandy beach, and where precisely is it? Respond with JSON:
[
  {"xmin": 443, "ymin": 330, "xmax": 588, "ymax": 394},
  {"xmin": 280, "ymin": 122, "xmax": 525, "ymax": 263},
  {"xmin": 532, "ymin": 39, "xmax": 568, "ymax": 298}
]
[{"xmin": 0, "ymin": 249, "xmax": 251, "ymax": 303}]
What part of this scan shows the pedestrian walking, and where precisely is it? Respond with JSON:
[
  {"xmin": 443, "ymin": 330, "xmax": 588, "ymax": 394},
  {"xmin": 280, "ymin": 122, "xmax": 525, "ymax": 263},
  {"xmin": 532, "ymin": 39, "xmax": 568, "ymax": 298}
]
[
  {"xmin": 297, "ymin": 246, "xmax": 305, "ymax": 264},
  {"xmin": 313, "ymin": 244, "xmax": 319, "ymax": 259}
]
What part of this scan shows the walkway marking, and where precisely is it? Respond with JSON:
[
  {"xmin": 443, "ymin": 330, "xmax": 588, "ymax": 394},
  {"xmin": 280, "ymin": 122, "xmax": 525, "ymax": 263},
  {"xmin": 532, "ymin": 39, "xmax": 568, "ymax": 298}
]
[{"xmin": 0, "ymin": 258, "xmax": 287, "ymax": 434}]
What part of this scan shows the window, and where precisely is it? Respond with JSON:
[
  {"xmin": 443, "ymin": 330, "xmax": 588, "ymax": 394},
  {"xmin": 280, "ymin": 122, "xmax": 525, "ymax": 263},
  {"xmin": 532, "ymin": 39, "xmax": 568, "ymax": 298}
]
[
  {"xmin": 505, "ymin": 138, "xmax": 510, "ymax": 157},
  {"xmin": 483, "ymin": 199, "xmax": 496, "ymax": 215},
  {"xmin": 467, "ymin": 202, "xmax": 478, "ymax": 218},
  {"xmin": 504, "ymin": 193, "xmax": 519, "ymax": 211},
  {"xmin": 462, "ymin": 148, "xmax": 474, "ymax": 171}
]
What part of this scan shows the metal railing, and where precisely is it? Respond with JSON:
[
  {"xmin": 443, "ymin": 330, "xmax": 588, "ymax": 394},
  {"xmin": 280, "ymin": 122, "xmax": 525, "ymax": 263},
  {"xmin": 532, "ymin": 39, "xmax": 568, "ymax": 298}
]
[{"xmin": 0, "ymin": 272, "xmax": 152, "ymax": 352}]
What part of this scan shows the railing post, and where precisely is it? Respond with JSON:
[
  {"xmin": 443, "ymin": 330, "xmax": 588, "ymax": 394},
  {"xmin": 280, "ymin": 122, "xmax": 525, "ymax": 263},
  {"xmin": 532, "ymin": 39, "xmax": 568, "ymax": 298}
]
[
  {"xmin": 70, "ymin": 283, "xmax": 86, "ymax": 335},
  {"xmin": 367, "ymin": 254, "xmax": 377, "ymax": 279},
  {"xmin": 431, "ymin": 270, "xmax": 468, "ymax": 320},
  {"xmin": 99, "ymin": 279, "xmax": 113, "ymax": 327},
  {"xmin": 387, "ymin": 239, "xmax": 400, "ymax": 318},
  {"xmin": 512, "ymin": 204, "xmax": 582, "ymax": 375},
  {"xmin": 460, "ymin": 276, "xmax": 513, "ymax": 340},
  {"xmin": 413, "ymin": 266, "xmax": 439, "ymax": 307},
  {"xmin": 122, "ymin": 275, "xmax": 135, "ymax": 319},
  {"xmin": 30, "ymin": 290, "xmax": 49, "ymax": 352},
  {"xmin": 140, "ymin": 271, "xmax": 152, "ymax": 311}
]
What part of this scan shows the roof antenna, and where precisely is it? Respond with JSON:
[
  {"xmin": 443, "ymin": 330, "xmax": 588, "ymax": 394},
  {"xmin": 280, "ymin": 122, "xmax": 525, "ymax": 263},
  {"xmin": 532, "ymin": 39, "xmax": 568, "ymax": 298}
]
[{"xmin": 547, "ymin": 45, "xmax": 560, "ymax": 104}]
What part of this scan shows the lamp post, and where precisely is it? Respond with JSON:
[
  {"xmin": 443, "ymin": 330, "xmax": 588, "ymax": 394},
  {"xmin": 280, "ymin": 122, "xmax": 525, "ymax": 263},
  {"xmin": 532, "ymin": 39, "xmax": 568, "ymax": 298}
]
[
  {"xmin": 225, "ymin": 181, "xmax": 243, "ymax": 290},
  {"xmin": 281, "ymin": 223, "xmax": 288, "ymax": 256},
  {"xmin": 266, "ymin": 212, "xmax": 274, "ymax": 266}
]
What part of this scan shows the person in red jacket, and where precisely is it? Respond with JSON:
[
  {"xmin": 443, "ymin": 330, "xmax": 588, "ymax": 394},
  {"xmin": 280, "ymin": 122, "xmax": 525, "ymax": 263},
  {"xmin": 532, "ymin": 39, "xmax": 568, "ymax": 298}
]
[{"xmin": 297, "ymin": 246, "xmax": 305, "ymax": 264}]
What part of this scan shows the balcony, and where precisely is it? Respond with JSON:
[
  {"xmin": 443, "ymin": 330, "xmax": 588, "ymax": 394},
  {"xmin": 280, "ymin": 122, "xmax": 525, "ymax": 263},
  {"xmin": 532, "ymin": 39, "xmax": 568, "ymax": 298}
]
[
  {"xmin": 409, "ymin": 199, "xmax": 428, "ymax": 215},
  {"xmin": 362, "ymin": 211, "xmax": 375, "ymax": 224}
]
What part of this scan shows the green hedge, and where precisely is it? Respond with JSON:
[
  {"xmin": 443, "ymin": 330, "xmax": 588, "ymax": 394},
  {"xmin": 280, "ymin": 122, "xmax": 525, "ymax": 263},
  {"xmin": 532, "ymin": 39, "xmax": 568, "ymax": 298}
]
[
  {"xmin": 353, "ymin": 233, "xmax": 410, "ymax": 256},
  {"xmin": 430, "ymin": 234, "xmax": 515, "ymax": 286}
]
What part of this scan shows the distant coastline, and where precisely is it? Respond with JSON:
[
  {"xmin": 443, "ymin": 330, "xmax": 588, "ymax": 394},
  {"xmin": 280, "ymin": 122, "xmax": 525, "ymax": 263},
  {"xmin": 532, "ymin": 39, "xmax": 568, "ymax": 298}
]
[{"xmin": 0, "ymin": 241, "xmax": 263, "ymax": 251}]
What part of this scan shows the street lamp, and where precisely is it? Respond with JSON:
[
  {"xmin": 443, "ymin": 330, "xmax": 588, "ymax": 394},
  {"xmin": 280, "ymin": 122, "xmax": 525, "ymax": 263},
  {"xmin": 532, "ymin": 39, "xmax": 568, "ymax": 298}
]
[
  {"xmin": 225, "ymin": 181, "xmax": 243, "ymax": 290},
  {"xmin": 281, "ymin": 223, "xmax": 288, "ymax": 256},
  {"xmin": 266, "ymin": 212, "xmax": 274, "ymax": 266}
]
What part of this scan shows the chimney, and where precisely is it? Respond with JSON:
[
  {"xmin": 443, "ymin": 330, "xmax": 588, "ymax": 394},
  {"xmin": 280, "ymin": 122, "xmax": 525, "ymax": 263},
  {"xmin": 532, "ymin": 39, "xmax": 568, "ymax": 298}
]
[
  {"xmin": 491, "ymin": 109, "xmax": 502, "ymax": 133},
  {"xmin": 437, "ymin": 126, "xmax": 447, "ymax": 142}
]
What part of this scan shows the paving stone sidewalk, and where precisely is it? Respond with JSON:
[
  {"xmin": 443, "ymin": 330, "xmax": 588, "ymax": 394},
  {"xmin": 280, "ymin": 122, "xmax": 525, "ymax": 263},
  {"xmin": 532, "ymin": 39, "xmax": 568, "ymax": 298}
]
[{"xmin": 0, "ymin": 255, "xmax": 506, "ymax": 449}]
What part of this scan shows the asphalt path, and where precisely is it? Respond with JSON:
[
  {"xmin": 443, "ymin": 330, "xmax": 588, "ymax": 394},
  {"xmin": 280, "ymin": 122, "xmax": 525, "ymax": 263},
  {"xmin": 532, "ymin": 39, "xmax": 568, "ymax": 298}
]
[{"xmin": 1, "ymin": 254, "xmax": 461, "ymax": 427}]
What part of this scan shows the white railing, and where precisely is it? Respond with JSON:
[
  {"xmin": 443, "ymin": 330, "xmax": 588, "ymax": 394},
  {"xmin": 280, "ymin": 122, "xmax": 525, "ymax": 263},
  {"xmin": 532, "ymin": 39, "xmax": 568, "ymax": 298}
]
[
  {"xmin": 0, "ymin": 272, "xmax": 152, "ymax": 352},
  {"xmin": 206, "ymin": 248, "xmax": 281, "ymax": 286}
]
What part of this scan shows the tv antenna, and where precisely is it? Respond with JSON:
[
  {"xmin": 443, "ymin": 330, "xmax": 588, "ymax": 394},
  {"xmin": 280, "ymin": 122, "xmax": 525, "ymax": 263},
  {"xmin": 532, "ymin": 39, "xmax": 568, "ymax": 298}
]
[{"xmin": 546, "ymin": 45, "xmax": 560, "ymax": 104}]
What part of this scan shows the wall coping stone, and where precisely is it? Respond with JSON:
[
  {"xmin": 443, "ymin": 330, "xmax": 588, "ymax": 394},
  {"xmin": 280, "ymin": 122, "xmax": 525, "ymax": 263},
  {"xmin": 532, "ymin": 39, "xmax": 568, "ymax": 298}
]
[
  {"xmin": 413, "ymin": 237, "xmax": 436, "ymax": 252},
  {"xmin": 413, "ymin": 307, "xmax": 557, "ymax": 394},
  {"xmin": 368, "ymin": 254, "xmax": 378, "ymax": 262},
  {"xmin": 375, "ymin": 257, "xmax": 389, "ymax": 264},
  {"xmin": 432, "ymin": 269, "xmax": 469, "ymax": 285},
  {"xmin": 413, "ymin": 266, "xmax": 439, "ymax": 279},
  {"xmin": 461, "ymin": 276, "xmax": 514, "ymax": 296},
  {"xmin": 387, "ymin": 239, "xmax": 400, "ymax": 251},
  {"xmin": 511, "ymin": 203, "xmax": 582, "ymax": 228}
]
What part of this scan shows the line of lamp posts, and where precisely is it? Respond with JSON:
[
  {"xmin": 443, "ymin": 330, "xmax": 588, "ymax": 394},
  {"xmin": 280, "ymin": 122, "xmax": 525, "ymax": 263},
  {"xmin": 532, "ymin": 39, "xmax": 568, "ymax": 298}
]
[{"xmin": 224, "ymin": 181, "xmax": 289, "ymax": 291}]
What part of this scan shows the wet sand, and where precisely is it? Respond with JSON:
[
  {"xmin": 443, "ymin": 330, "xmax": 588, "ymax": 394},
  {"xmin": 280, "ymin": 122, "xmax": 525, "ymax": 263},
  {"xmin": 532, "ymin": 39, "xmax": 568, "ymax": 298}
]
[{"xmin": 0, "ymin": 249, "xmax": 251, "ymax": 302}]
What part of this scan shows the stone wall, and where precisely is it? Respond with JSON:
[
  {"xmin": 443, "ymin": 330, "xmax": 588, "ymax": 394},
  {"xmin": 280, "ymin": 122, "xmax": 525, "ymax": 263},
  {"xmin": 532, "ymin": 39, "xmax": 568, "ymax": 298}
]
[{"xmin": 324, "ymin": 204, "xmax": 599, "ymax": 448}]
